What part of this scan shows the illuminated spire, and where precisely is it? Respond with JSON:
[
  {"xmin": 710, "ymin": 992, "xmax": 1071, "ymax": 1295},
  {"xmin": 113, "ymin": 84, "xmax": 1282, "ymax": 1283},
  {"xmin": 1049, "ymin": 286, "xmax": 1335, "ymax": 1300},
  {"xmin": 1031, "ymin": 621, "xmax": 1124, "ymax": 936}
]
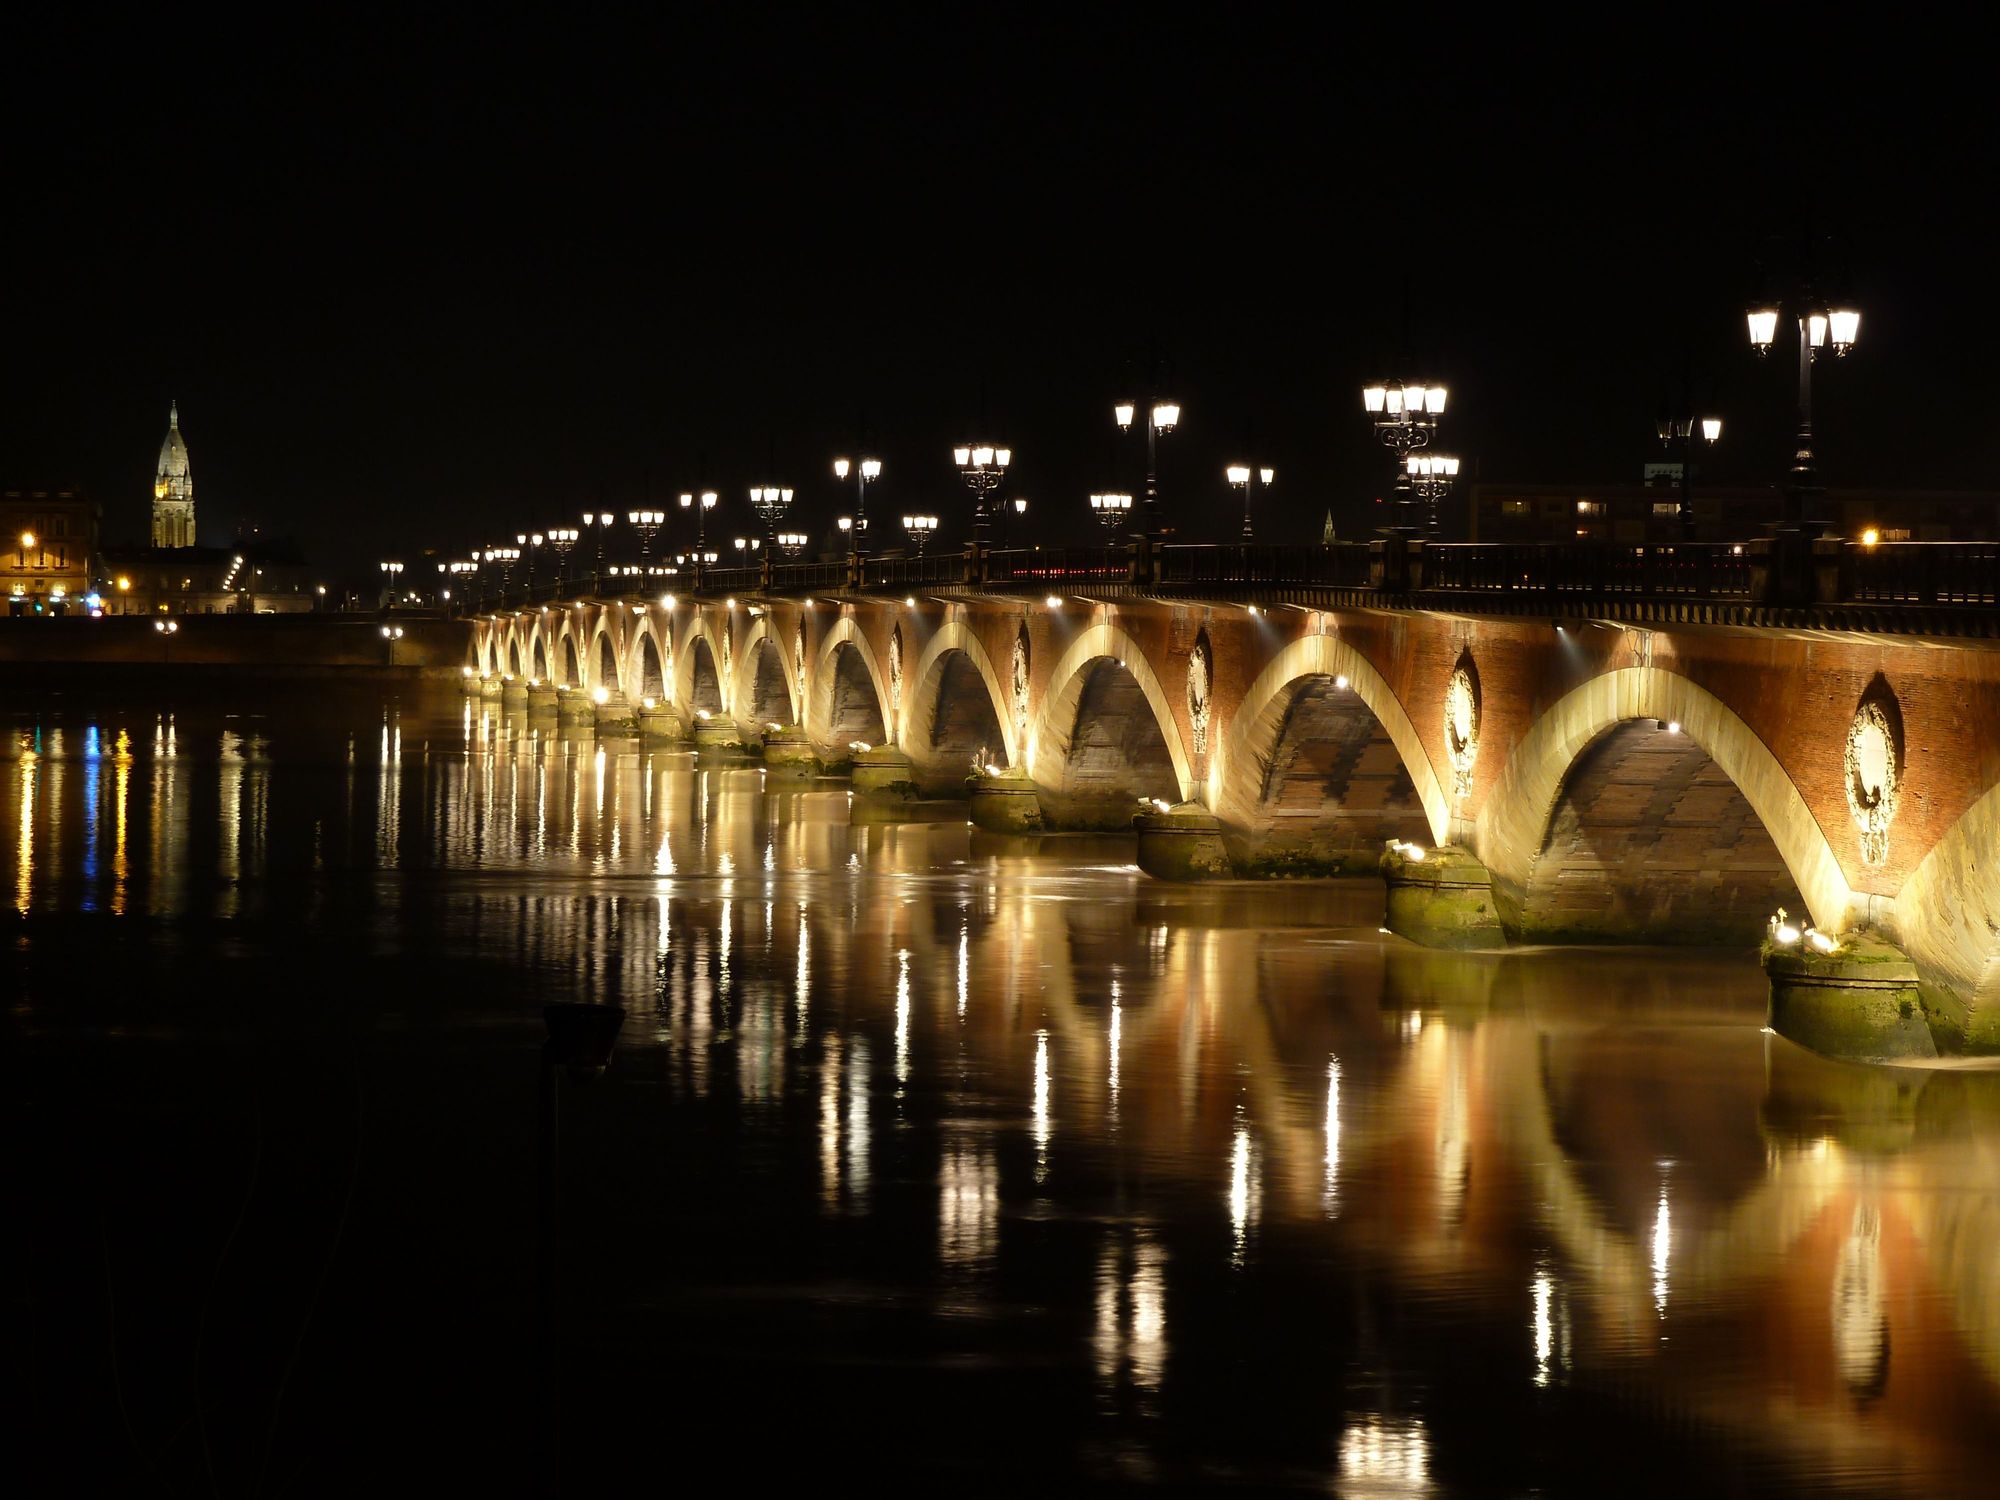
[{"xmin": 153, "ymin": 401, "xmax": 195, "ymax": 548}]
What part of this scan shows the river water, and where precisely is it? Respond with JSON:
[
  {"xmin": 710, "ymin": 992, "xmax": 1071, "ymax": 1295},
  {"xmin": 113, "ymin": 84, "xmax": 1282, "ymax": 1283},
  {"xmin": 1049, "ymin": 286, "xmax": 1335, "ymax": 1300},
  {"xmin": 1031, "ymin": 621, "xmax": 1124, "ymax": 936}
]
[{"xmin": 7, "ymin": 684, "xmax": 2000, "ymax": 1496}]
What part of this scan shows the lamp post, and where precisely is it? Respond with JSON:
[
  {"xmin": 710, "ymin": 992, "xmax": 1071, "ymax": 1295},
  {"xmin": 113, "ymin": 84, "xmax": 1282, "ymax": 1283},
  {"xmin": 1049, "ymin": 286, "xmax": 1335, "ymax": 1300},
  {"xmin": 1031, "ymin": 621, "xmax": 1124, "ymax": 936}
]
[
  {"xmin": 832, "ymin": 457, "xmax": 881, "ymax": 556},
  {"xmin": 953, "ymin": 443, "xmax": 1010, "ymax": 549},
  {"xmin": 1113, "ymin": 400, "xmax": 1180, "ymax": 543},
  {"xmin": 1088, "ymin": 492, "xmax": 1134, "ymax": 535},
  {"xmin": 1654, "ymin": 406, "xmax": 1721, "ymax": 539},
  {"xmin": 1002, "ymin": 496, "xmax": 1028, "ymax": 548},
  {"xmin": 1747, "ymin": 288, "xmax": 1859, "ymax": 528},
  {"xmin": 748, "ymin": 486, "xmax": 794, "ymax": 544},
  {"xmin": 545, "ymin": 527, "xmax": 579, "ymax": 584},
  {"xmin": 581, "ymin": 511, "xmax": 614, "ymax": 576},
  {"xmin": 1362, "ymin": 380, "xmax": 1449, "ymax": 534},
  {"xmin": 678, "ymin": 491, "xmax": 718, "ymax": 552},
  {"xmin": 1403, "ymin": 454, "xmax": 1460, "ymax": 508},
  {"xmin": 1225, "ymin": 464, "xmax": 1276, "ymax": 542},
  {"xmin": 902, "ymin": 513, "xmax": 939, "ymax": 556},
  {"xmin": 775, "ymin": 530, "xmax": 810, "ymax": 557},
  {"xmin": 627, "ymin": 510, "xmax": 665, "ymax": 565}
]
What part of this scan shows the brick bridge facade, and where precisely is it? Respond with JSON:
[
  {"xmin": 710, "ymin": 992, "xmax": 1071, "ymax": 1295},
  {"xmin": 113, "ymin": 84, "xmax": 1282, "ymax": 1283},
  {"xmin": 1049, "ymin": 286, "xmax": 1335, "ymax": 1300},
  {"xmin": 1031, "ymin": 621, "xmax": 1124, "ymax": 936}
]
[{"xmin": 463, "ymin": 561, "xmax": 2000, "ymax": 1052}]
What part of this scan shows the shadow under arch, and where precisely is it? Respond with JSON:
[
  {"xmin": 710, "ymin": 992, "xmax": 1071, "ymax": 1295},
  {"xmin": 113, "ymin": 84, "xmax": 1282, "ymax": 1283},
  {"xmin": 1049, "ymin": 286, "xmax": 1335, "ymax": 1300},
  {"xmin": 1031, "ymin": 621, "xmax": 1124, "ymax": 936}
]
[
  {"xmin": 1030, "ymin": 622, "xmax": 1189, "ymax": 829},
  {"xmin": 674, "ymin": 616, "xmax": 727, "ymax": 714},
  {"xmin": 626, "ymin": 613, "xmax": 668, "ymax": 702},
  {"xmin": 1475, "ymin": 666, "xmax": 1852, "ymax": 935},
  {"xmin": 1216, "ymin": 632, "xmax": 1447, "ymax": 866},
  {"xmin": 907, "ymin": 622, "xmax": 1013, "ymax": 791},
  {"xmin": 735, "ymin": 616, "xmax": 799, "ymax": 727},
  {"xmin": 594, "ymin": 626, "xmax": 621, "ymax": 696},
  {"xmin": 807, "ymin": 617, "xmax": 890, "ymax": 753},
  {"xmin": 558, "ymin": 626, "xmax": 582, "ymax": 688}
]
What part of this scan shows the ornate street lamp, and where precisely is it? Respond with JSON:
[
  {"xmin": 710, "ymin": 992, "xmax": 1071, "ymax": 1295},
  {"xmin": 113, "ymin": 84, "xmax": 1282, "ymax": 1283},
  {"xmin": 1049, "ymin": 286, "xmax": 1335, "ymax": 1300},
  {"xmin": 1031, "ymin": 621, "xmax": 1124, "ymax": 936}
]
[
  {"xmin": 1404, "ymin": 454, "xmax": 1460, "ymax": 506},
  {"xmin": 953, "ymin": 443, "xmax": 1010, "ymax": 549},
  {"xmin": 1002, "ymin": 495, "xmax": 1028, "ymax": 548},
  {"xmin": 545, "ymin": 526, "xmax": 579, "ymax": 582},
  {"xmin": 1225, "ymin": 464, "xmax": 1276, "ymax": 542},
  {"xmin": 749, "ymin": 486, "xmax": 794, "ymax": 542},
  {"xmin": 775, "ymin": 530, "xmax": 810, "ymax": 557},
  {"xmin": 627, "ymin": 509, "xmax": 666, "ymax": 564},
  {"xmin": 902, "ymin": 513, "xmax": 939, "ymax": 555},
  {"xmin": 1114, "ymin": 399, "xmax": 1179, "ymax": 542},
  {"xmin": 1747, "ymin": 283, "xmax": 1859, "ymax": 527},
  {"xmin": 1362, "ymin": 380, "xmax": 1449, "ymax": 533},
  {"xmin": 679, "ymin": 490, "xmax": 718, "ymax": 551},
  {"xmin": 832, "ymin": 457, "xmax": 881, "ymax": 556},
  {"xmin": 1654, "ymin": 405, "xmax": 1721, "ymax": 538},
  {"xmin": 1088, "ymin": 492, "xmax": 1134, "ymax": 535},
  {"xmin": 580, "ymin": 511, "xmax": 614, "ymax": 573}
]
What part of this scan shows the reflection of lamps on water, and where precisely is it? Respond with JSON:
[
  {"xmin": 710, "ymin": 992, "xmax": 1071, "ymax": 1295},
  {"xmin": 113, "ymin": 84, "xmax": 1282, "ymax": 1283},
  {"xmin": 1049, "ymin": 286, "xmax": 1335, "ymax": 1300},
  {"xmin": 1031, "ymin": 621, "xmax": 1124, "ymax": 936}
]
[
  {"xmin": 536, "ymin": 1001, "xmax": 625, "ymax": 1493},
  {"xmin": 1832, "ymin": 1200, "xmax": 1889, "ymax": 1405}
]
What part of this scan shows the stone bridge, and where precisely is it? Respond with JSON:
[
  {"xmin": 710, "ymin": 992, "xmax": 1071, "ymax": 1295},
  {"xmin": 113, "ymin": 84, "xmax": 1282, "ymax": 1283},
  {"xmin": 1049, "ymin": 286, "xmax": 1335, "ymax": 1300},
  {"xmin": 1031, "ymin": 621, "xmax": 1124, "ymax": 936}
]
[{"xmin": 460, "ymin": 542, "xmax": 2000, "ymax": 1059}]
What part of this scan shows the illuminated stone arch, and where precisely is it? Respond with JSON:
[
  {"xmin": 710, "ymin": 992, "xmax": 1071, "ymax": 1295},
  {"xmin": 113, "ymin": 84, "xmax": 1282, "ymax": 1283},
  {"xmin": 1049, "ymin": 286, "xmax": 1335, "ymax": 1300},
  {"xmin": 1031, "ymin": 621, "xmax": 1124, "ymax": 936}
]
[
  {"xmin": 525, "ymin": 616, "xmax": 551, "ymax": 683},
  {"xmin": 1891, "ymin": 780, "xmax": 2000, "ymax": 1040},
  {"xmin": 908, "ymin": 624, "xmax": 1016, "ymax": 776},
  {"xmin": 1029, "ymin": 620, "xmax": 1194, "ymax": 807},
  {"xmin": 590, "ymin": 611, "xmax": 623, "ymax": 696},
  {"xmin": 806, "ymin": 615, "xmax": 891, "ymax": 752},
  {"xmin": 675, "ymin": 614, "xmax": 726, "ymax": 715},
  {"xmin": 555, "ymin": 619, "xmax": 583, "ymax": 687},
  {"xmin": 1474, "ymin": 666, "xmax": 1852, "ymax": 935},
  {"xmin": 1214, "ymin": 630, "xmax": 1449, "ymax": 846},
  {"xmin": 734, "ymin": 614, "xmax": 800, "ymax": 727},
  {"xmin": 625, "ymin": 611, "xmax": 670, "ymax": 703}
]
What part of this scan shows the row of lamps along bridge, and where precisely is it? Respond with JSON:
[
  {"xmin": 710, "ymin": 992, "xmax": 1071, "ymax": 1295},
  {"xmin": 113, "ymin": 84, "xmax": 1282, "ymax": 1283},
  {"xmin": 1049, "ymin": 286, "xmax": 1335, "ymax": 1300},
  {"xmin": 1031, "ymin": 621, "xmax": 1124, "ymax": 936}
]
[{"xmin": 416, "ymin": 294, "xmax": 1860, "ymax": 595}]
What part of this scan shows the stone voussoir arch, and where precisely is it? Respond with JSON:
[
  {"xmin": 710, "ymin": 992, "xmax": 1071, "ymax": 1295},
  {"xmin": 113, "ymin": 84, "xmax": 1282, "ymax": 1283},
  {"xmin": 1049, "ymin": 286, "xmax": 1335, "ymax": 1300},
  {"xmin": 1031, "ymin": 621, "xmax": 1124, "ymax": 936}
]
[
  {"xmin": 1473, "ymin": 665, "xmax": 1853, "ymax": 933},
  {"xmin": 1889, "ymin": 780, "xmax": 2000, "ymax": 1014},
  {"xmin": 806, "ymin": 615, "xmax": 892, "ymax": 750},
  {"xmin": 674, "ymin": 613, "xmax": 728, "ymax": 713},
  {"xmin": 1215, "ymin": 630, "xmax": 1450, "ymax": 845},
  {"xmin": 907, "ymin": 620, "xmax": 1018, "ymax": 766},
  {"xmin": 733, "ymin": 614, "xmax": 800, "ymax": 727},
  {"xmin": 588, "ymin": 609, "xmax": 625, "ymax": 695},
  {"xmin": 624, "ymin": 610, "xmax": 671, "ymax": 703},
  {"xmin": 1029, "ymin": 619, "xmax": 1194, "ymax": 803}
]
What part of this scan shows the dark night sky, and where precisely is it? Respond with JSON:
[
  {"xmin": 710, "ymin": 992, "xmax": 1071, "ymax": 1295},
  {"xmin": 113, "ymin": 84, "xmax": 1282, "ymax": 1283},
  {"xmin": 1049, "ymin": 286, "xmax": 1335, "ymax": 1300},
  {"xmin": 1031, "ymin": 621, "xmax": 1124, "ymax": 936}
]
[{"xmin": 1, "ymin": 10, "xmax": 1985, "ymax": 574}]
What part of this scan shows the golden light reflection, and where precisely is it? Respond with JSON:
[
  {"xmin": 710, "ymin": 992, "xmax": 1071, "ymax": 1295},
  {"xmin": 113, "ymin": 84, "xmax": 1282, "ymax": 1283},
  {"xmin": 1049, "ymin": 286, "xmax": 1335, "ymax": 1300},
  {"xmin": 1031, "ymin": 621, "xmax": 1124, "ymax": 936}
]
[
  {"xmin": 895, "ymin": 947, "xmax": 911, "ymax": 1085},
  {"xmin": 1229, "ymin": 1121, "xmax": 1260, "ymax": 1265},
  {"xmin": 1325, "ymin": 1056, "xmax": 1342, "ymax": 1217},
  {"xmin": 16, "ymin": 755, "xmax": 35, "ymax": 914},
  {"xmin": 795, "ymin": 904, "xmax": 810, "ymax": 1025},
  {"xmin": 939, "ymin": 1136, "xmax": 999, "ymax": 1271},
  {"xmin": 1032, "ymin": 1029, "xmax": 1051, "ymax": 1184},
  {"xmin": 1337, "ymin": 1414, "xmax": 1431, "ymax": 1493},
  {"xmin": 1093, "ymin": 1230, "xmax": 1167, "ymax": 1393},
  {"xmin": 111, "ymin": 729, "xmax": 131, "ymax": 915},
  {"xmin": 1652, "ymin": 1180, "xmax": 1672, "ymax": 1319},
  {"xmin": 1108, "ymin": 980, "xmax": 1122, "ymax": 1108},
  {"xmin": 1832, "ymin": 1201, "xmax": 1887, "ymax": 1403}
]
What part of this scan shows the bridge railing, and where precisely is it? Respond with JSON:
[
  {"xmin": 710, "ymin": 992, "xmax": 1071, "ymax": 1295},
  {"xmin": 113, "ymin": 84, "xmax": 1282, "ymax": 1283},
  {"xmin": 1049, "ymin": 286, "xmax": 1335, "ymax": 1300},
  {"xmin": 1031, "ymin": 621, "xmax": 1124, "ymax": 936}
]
[
  {"xmin": 1844, "ymin": 541, "xmax": 2000, "ymax": 606},
  {"xmin": 1419, "ymin": 541, "xmax": 1757, "ymax": 599},
  {"xmin": 1157, "ymin": 542, "xmax": 1376, "ymax": 588},
  {"xmin": 988, "ymin": 546, "xmax": 1133, "ymax": 584}
]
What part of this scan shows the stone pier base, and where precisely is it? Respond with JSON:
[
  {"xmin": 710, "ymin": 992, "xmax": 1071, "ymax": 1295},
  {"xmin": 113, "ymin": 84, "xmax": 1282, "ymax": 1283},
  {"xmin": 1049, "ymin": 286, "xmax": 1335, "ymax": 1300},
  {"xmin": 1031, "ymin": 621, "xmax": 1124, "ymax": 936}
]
[
  {"xmin": 1381, "ymin": 844, "xmax": 1505, "ymax": 950},
  {"xmin": 851, "ymin": 745, "xmax": 918, "ymax": 800},
  {"xmin": 637, "ymin": 703, "xmax": 686, "ymax": 742},
  {"xmin": 592, "ymin": 695, "xmax": 639, "ymax": 734},
  {"xmin": 527, "ymin": 683, "xmax": 559, "ymax": 716},
  {"xmin": 555, "ymin": 688, "xmax": 594, "ymax": 725},
  {"xmin": 478, "ymin": 676, "xmax": 505, "ymax": 701},
  {"xmin": 968, "ymin": 767, "xmax": 1044, "ymax": 834},
  {"xmin": 761, "ymin": 724, "xmax": 819, "ymax": 775},
  {"xmin": 463, "ymin": 671, "xmax": 486, "ymax": 697},
  {"xmin": 1764, "ymin": 929, "xmax": 1937, "ymax": 1062},
  {"xmin": 692, "ymin": 714, "xmax": 748, "ymax": 753},
  {"xmin": 500, "ymin": 677, "xmax": 528, "ymax": 708},
  {"xmin": 1135, "ymin": 803, "xmax": 1233, "ymax": 881}
]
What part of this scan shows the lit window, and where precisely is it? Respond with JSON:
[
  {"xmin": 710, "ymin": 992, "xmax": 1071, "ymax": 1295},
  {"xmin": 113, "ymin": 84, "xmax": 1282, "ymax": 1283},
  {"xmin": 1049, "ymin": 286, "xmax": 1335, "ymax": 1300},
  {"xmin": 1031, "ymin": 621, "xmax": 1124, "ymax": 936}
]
[
  {"xmin": 1575, "ymin": 500, "xmax": 1604, "ymax": 517},
  {"xmin": 1651, "ymin": 502, "xmax": 1679, "ymax": 517},
  {"xmin": 1500, "ymin": 499, "xmax": 1531, "ymax": 517}
]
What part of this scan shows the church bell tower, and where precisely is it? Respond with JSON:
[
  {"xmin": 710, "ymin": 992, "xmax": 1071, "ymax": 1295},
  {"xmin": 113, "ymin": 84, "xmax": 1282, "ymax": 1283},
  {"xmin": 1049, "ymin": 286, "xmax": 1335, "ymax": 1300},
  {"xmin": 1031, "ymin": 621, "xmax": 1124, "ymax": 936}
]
[{"xmin": 153, "ymin": 401, "xmax": 195, "ymax": 548}]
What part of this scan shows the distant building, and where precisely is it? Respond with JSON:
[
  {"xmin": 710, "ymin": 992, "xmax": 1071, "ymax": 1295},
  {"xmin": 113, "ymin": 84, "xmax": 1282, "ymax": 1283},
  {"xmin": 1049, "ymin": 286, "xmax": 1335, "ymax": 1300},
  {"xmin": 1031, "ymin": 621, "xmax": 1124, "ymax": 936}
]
[
  {"xmin": 1469, "ymin": 478, "xmax": 2000, "ymax": 545},
  {"xmin": 152, "ymin": 401, "xmax": 195, "ymax": 547},
  {"xmin": 3, "ymin": 487, "xmax": 100, "ymax": 613},
  {"xmin": 100, "ymin": 533, "xmax": 319, "ymax": 615}
]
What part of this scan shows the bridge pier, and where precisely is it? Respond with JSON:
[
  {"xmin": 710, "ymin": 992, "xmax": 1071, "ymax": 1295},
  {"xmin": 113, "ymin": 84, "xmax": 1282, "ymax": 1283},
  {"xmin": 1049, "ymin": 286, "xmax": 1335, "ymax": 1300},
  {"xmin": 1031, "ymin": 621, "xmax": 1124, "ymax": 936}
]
[
  {"xmin": 1135, "ymin": 802, "xmax": 1232, "ymax": 881},
  {"xmin": 1763, "ymin": 926, "xmax": 1938, "ymax": 1062},
  {"xmin": 968, "ymin": 765, "xmax": 1044, "ymax": 834},
  {"xmin": 761, "ymin": 722, "xmax": 818, "ymax": 774},
  {"xmin": 637, "ymin": 700, "xmax": 684, "ymax": 741},
  {"xmin": 500, "ymin": 677, "xmax": 529, "ymax": 708},
  {"xmin": 592, "ymin": 691, "xmax": 638, "ymax": 734},
  {"xmin": 851, "ymin": 745, "xmax": 919, "ymax": 800},
  {"xmin": 527, "ymin": 681, "xmax": 559, "ymax": 715},
  {"xmin": 555, "ymin": 686, "xmax": 593, "ymax": 725},
  {"xmin": 691, "ymin": 711, "xmax": 747, "ymax": 753},
  {"xmin": 1380, "ymin": 844, "xmax": 1506, "ymax": 950}
]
